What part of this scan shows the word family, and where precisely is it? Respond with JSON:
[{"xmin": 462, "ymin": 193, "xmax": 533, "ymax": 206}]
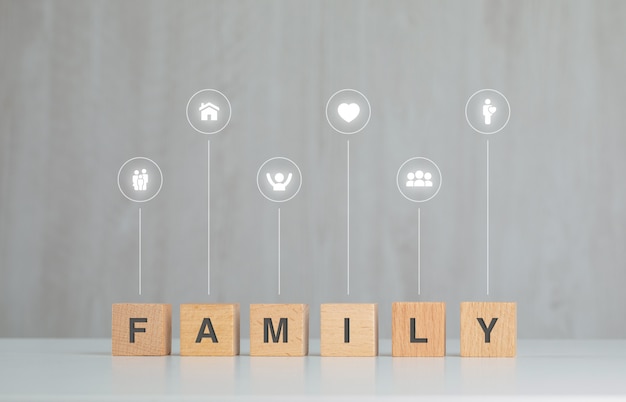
[{"xmin": 112, "ymin": 302, "xmax": 516, "ymax": 357}]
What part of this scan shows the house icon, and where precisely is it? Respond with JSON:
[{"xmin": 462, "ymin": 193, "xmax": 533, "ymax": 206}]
[{"xmin": 199, "ymin": 102, "xmax": 219, "ymax": 121}]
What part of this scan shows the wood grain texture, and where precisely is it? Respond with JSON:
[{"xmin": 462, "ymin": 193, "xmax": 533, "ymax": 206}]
[
  {"xmin": 180, "ymin": 303, "xmax": 240, "ymax": 356},
  {"xmin": 111, "ymin": 303, "xmax": 171, "ymax": 356},
  {"xmin": 249, "ymin": 304, "xmax": 309, "ymax": 356},
  {"xmin": 460, "ymin": 302, "xmax": 516, "ymax": 357},
  {"xmin": 392, "ymin": 302, "xmax": 445, "ymax": 357},
  {"xmin": 320, "ymin": 303, "xmax": 378, "ymax": 357}
]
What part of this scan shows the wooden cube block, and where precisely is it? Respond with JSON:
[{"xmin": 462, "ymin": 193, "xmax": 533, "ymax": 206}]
[
  {"xmin": 392, "ymin": 302, "xmax": 446, "ymax": 357},
  {"xmin": 320, "ymin": 303, "xmax": 378, "ymax": 357},
  {"xmin": 460, "ymin": 302, "xmax": 517, "ymax": 357},
  {"xmin": 112, "ymin": 303, "xmax": 171, "ymax": 356},
  {"xmin": 249, "ymin": 304, "xmax": 309, "ymax": 356},
  {"xmin": 180, "ymin": 304, "xmax": 240, "ymax": 356}
]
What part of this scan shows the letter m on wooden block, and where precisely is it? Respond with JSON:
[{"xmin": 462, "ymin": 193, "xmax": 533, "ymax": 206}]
[
  {"xmin": 250, "ymin": 304, "xmax": 309, "ymax": 356},
  {"xmin": 460, "ymin": 302, "xmax": 517, "ymax": 357}
]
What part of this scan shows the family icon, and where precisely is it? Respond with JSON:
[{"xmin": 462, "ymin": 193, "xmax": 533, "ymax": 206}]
[
  {"xmin": 132, "ymin": 169, "xmax": 149, "ymax": 191},
  {"xmin": 406, "ymin": 171, "xmax": 433, "ymax": 188}
]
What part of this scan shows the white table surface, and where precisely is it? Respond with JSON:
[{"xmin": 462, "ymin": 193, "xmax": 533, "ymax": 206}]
[{"xmin": 0, "ymin": 339, "xmax": 625, "ymax": 401}]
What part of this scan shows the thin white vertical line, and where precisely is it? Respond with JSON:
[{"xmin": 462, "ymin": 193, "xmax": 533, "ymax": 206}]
[
  {"xmin": 138, "ymin": 207, "xmax": 142, "ymax": 296},
  {"xmin": 487, "ymin": 140, "xmax": 490, "ymax": 296},
  {"xmin": 207, "ymin": 140, "xmax": 211, "ymax": 295},
  {"xmin": 418, "ymin": 207, "xmax": 421, "ymax": 296},
  {"xmin": 347, "ymin": 140, "xmax": 350, "ymax": 296},
  {"xmin": 278, "ymin": 208, "xmax": 281, "ymax": 295}
]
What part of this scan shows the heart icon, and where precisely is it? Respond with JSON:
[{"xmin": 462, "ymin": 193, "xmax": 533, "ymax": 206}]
[
  {"xmin": 488, "ymin": 106, "xmax": 497, "ymax": 114},
  {"xmin": 338, "ymin": 103, "xmax": 360, "ymax": 123}
]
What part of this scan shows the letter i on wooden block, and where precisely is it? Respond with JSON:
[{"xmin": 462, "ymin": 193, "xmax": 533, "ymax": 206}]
[
  {"xmin": 249, "ymin": 304, "xmax": 309, "ymax": 356},
  {"xmin": 460, "ymin": 302, "xmax": 517, "ymax": 357},
  {"xmin": 320, "ymin": 304, "xmax": 378, "ymax": 356},
  {"xmin": 112, "ymin": 304, "xmax": 172, "ymax": 356},
  {"xmin": 392, "ymin": 302, "xmax": 446, "ymax": 357},
  {"xmin": 180, "ymin": 304, "xmax": 240, "ymax": 356}
]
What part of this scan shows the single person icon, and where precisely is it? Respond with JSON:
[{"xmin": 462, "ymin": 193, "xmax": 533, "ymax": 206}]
[
  {"xmin": 140, "ymin": 168, "xmax": 149, "ymax": 190},
  {"xmin": 406, "ymin": 172, "xmax": 415, "ymax": 187},
  {"xmin": 414, "ymin": 170, "xmax": 425, "ymax": 187},
  {"xmin": 132, "ymin": 170, "xmax": 140, "ymax": 191},
  {"xmin": 137, "ymin": 173, "xmax": 144, "ymax": 191},
  {"xmin": 267, "ymin": 172, "xmax": 292, "ymax": 192},
  {"xmin": 424, "ymin": 172, "xmax": 433, "ymax": 187},
  {"xmin": 483, "ymin": 99, "xmax": 496, "ymax": 125}
]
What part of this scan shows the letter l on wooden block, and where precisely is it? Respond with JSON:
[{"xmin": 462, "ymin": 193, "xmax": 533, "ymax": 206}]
[
  {"xmin": 392, "ymin": 302, "xmax": 446, "ymax": 357},
  {"xmin": 112, "ymin": 303, "xmax": 172, "ymax": 356},
  {"xmin": 460, "ymin": 302, "xmax": 517, "ymax": 357}
]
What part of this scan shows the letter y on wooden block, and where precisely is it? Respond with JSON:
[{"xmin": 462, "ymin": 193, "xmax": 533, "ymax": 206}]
[
  {"xmin": 321, "ymin": 303, "xmax": 378, "ymax": 356},
  {"xmin": 392, "ymin": 302, "xmax": 446, "ymax": 357},
  {"xmin": 180, "ymin": 304, "xmax": 240, "ymax": 356},
  {"xmin": 112, "ymin": 303, "xmax": 172, "ymax": 356},
  {"xmin": 250, "ymin": 304, "xmax": 309, "ymax": 356},
  {"xmin": 460, "ymin": 302, "xmax": 517, "ymax": 357}
]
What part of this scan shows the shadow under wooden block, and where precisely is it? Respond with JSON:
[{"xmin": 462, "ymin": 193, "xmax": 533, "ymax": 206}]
[
  {"xmin": 392, "ymin": 302, "xmax": 446, "ymax": 357},
  {"xmin": 112, "ymin": 303, "xmax": 171, "ymax": 356},
  {"xmin": 249, "ymin": 304, "xmax": 309, "ymax": 356},
  {"xmin": 320, "ymin": 303, "xmax": 378, "ymax": 357},
  {"xmin": 180, "ymin": 304, "xmax": 240, "ymax": 356},
  {"xmin": 460, "ymin": 302, "xmax": 517, "ymax": 357}
]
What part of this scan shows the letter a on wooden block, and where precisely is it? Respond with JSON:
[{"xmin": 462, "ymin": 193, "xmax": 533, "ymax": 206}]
[
  {"xmin": 460, "ymin": 302, "xmax": 517, "ymax": 357},
  {"xmin": 392, "ymin": 302, "xmax": 446, "ymax": 357},
  {"xmin": 321, "ymin": 304, "xmax": 378, "ymax": 356},
  {"xmin": 112, "ymin": 303, "xmax": 172, "ymax": 356},
  {"xmin": 249, "ymin": 304, "xmax": 309, "ymax": 356},
  {"xmin": 180, "ymin": 304, "xmax": 240, "ymax": 356}
]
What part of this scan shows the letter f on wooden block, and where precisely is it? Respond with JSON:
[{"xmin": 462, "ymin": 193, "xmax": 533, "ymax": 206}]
[
  {"xmin": 460, "ymin": 302, "xmax": 517, "ymax": 357},
  {"xmin": 250, "ymin": 304, "xmax": 309, "ymax": 356},
  {"xmin": 321, "ymin": 304, "xmax": 378, "ymax": 356},
  {"xmin": 112, "ymin": 304, "xmax": 172, "ymax": 356},
  {"xmin": 180, "ymin": 304, "xmax": 240, "ymax": 356},
  {"xmin": 392, "ymin": 302, "xmax": 446, "ymax": 357}
]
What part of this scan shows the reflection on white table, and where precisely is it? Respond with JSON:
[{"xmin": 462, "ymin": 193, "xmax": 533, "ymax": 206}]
[{"xmin": 0, "ymin": 339, "xmax": 625, "ymax": 401}]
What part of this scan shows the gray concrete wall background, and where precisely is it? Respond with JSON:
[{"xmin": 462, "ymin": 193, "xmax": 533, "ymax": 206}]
[{"xmin": 0, "ymin": 0, "xmax": 625, "ymax": 339}]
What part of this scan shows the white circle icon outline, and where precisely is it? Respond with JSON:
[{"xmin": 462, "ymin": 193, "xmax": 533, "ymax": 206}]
[
  {"xmin": 465, "ymin": 88, "xmax": 511, "ymax": 135},
  {"xmin": 396, "ymin": 157, "xmax": 442, "ymax": 203},
  {"xmin": 186, "ymin": 89, "xmax": 232, "ymax": 135},
  {"xmin": 257, "ymin": 157, "xmax": 303, "ymax": 203},
  {"xmin": 117, "ymin": 157, "xmax": 163, "ymax": 203},
  {"xmin": 325, "ymin": 88, "xmax": 372, "ymax": 135}
]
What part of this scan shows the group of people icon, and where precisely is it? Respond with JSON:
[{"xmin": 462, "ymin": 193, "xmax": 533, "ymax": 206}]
[
  {"xmin": 406, "ymin": 170, "xmax": 433, "ymax": 188},
  {"xmin": 267, "ymin": 172, "xmax": 292, "ymax": 191},
  {"xmin": 132, "ymin": 169, "xmax": 149, "ymax": 191}
]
